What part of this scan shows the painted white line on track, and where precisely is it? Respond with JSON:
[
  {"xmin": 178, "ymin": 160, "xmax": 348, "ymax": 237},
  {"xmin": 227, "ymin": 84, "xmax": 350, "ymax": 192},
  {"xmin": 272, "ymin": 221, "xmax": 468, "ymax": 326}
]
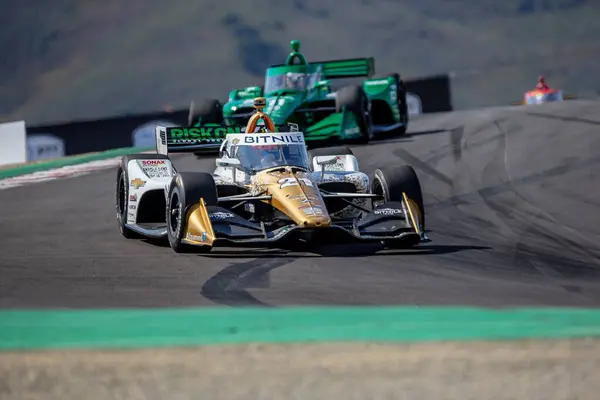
[{"xmin": 0, "ymin": 157, "xmax": 122, "ymax": 190}]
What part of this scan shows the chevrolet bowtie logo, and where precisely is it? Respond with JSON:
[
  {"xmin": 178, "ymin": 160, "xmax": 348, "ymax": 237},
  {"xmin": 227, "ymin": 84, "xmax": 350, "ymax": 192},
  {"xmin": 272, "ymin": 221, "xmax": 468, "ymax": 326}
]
[{"xmin": 130, "ymin": 178, "xmax": 146, "ymax": 189}]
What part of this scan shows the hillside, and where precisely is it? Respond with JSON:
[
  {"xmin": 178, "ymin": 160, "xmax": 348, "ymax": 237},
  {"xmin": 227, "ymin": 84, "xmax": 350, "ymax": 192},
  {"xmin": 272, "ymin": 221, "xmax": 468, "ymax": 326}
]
[{"xmin": 2, "ymin": 0, "xmax": 599, "ymax": 125}]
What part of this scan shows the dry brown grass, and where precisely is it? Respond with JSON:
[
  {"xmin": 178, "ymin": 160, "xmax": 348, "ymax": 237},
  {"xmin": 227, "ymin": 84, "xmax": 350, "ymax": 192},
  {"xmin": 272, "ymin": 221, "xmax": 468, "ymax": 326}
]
[{"xmin": 1, "ymin": 339, "xmax": 599, "ymax": 400}]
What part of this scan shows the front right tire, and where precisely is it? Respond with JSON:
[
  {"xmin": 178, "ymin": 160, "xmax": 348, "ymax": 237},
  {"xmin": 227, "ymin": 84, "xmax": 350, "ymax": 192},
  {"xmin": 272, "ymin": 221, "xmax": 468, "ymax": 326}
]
[
  {"xmin": 371, "ymin": 165, "xmax": 425, "ymax": 249},
  {"xmin": 336, "ymin": 85, "xmax": 373, "ymax": 143},
  {"xmin": 373, "ymin": 73, "xmax": 409, "ymax": 136}
]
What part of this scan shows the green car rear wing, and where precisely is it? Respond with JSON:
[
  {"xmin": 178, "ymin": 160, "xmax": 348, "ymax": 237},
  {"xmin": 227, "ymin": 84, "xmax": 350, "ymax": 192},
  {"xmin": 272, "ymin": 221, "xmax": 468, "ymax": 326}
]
[
  {"xmin": 311, "ymin": 58, "xmax": 375, "ymax": 79},
  {"xmin": 268, "ymin": 58, "xmax": 375, "ymax": 79},
  {"xmin": 271, "ymin": 40, "xmax": 375, "ymax": 79}
]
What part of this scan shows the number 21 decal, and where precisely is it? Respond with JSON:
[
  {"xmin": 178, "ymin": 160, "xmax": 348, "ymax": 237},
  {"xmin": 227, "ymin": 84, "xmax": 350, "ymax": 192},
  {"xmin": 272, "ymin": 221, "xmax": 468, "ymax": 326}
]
[{"xmin": 278, "ymin": 177, "xmax": 314, "ymax": 189}]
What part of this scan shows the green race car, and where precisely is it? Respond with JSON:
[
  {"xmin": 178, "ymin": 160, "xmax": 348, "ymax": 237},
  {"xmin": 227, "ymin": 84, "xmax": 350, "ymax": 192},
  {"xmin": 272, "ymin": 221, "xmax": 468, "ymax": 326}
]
[{"xmin": 186, "ymin": 40, "xmax": 409, "ymax": 153}]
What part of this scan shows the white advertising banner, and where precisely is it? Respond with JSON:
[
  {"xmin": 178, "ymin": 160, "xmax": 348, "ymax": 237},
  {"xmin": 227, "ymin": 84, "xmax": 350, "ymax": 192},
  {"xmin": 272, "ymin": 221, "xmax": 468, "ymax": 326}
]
[
  {"xmin": 406, "ymin": 93, "xmax": 423, "ymax": 116},
  {"xmin": 0, "ymin": 120, "xmax": 27, "ymax": 166},
  {"xmin": 27, "ymin": 133, "xmax": 65, "ymax": 161}
]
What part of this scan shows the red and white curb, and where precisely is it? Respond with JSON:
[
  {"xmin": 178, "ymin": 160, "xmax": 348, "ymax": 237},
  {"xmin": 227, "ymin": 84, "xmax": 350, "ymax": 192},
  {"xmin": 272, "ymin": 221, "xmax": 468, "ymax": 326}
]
[{"xmin": 0, "ymin": 157, "xmax": 122, "ymax": 190}]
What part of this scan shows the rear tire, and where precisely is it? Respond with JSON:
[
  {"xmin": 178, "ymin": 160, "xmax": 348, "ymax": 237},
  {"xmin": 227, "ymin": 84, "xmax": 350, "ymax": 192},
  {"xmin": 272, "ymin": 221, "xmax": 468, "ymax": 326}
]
[
  {"xmin": 188, "ymin": 99, "xmax": 224, "ymax": 158},
  {"xmin": 336, "ymin": 85, "xmax": 373, "ymax": 143},
  {"xmin": 116, "ymin": 153, "xmax": 171, "ymax": 239},
  {"xmin": 371, "ymin": 165, "xmax": 424, "ymax": 248},
  {"xmin": 166, "ymin": 172, "xmax": 218, "ymax": 253},
  {"xmin": 188, "ymin": 98, "xmax": 223, "ymax": 126}
]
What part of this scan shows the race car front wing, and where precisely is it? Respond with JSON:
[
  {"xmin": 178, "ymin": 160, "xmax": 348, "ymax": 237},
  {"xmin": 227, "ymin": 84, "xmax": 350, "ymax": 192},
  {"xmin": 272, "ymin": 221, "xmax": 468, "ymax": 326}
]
[{"xmin": 182, "ymin": 199, "xmax": 427, "ymax": 248}]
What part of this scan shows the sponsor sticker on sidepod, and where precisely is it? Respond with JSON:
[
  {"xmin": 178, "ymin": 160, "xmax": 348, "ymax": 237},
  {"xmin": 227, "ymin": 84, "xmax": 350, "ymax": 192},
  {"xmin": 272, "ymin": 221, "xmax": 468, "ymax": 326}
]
[{"xmin": 138, "ymin": 159, "xmax": 172, "ymax": 178}]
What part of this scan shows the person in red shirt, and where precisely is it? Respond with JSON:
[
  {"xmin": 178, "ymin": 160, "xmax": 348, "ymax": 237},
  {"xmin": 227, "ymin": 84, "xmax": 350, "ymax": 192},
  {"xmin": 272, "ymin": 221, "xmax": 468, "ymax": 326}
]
[{"xmin": 536, "ymin": 75, "xmax": 549, "ymax": 91}]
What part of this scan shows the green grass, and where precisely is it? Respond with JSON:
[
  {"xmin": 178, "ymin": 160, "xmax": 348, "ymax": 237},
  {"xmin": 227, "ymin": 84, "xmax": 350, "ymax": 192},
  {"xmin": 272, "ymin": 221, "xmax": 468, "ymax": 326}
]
[{"xmin": 2, "ymin": 0, "xmax": 599, "ymax": 125}]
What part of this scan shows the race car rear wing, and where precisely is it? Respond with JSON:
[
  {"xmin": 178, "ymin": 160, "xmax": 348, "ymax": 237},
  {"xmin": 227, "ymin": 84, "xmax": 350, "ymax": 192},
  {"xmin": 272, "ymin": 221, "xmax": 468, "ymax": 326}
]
[
  {"xmin": 155, "ymin": 123, "xmax": 299, "ymax": 155},
  {"xmin": 311, "ymin": 58, "xmax": 375, "ymax": 79},
  {"xmin": 155, "ymin": 126, "xmax": 221, "ymax": 155}
]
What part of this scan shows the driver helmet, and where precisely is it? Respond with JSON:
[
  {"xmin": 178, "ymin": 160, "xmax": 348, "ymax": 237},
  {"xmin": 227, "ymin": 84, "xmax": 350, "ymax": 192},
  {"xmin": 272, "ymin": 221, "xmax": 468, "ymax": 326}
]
[
  {"xmin": 234, "ymin": 143, "xmax": 279, "ymax": 167},
  {"xmin": 254, "ymin": 143, "xmax": 282, "ymax": 163},
  {"xmin": 285, "ymin": 72, "xmax": 305, "ymax": 89},
  {"xmin": 246, "ymin": 124, "xmax": 278, "ymax": 161}
]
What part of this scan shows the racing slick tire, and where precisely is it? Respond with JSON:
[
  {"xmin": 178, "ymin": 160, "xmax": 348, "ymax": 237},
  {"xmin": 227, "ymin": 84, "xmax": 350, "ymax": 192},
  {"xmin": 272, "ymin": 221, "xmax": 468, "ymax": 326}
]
[
  {"xmin": 188, "ymin": 98, "xmax": 223, "ymax": 126},
  {"xmin": 188, "ymin": 98, "xmax": 224, "ymax": 158},
  {"xmin": 116, "ymin": 153, "xmax": 171, "ymax": 239},
  {"xmin": 373, "ymin": 73, "xmax": 408, "ymax": 137},
  {"xmin": 335, "ymin": 85, "xmax": 373, "ymax": 144},
  {"xmin": 308, "ymin": 146, "xmax": 354, "ymax": 168},
  {"xmin": 166, "ymin": 172, "xmax": 218, "ymax": 253},
  {"xmin": 371, "ymin": 165, "xmax": 424, "ymax": 249}
]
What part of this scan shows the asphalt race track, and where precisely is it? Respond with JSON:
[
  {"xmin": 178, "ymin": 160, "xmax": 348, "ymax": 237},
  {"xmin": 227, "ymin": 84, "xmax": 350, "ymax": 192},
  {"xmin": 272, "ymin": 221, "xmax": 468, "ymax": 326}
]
[{"xmin": 1, "ymin": 100, "xmax": 600, "ymax": 309}]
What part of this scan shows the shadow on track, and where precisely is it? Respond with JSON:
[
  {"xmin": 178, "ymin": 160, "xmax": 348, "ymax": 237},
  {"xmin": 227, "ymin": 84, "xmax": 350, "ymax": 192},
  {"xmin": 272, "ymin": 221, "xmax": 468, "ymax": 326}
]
[
  {"xmin": 142, "ymin": 238, "xmax": 171, "ymax": 247},
  {"xmin": 201, "ymin": 257, "xmax": 291, "ymax": 307},
  {"xmin": 141, "ymin": 237, "xmax": 491, "ymax": 258},
  {"xmin": 200, "ymin": 244, "xmax": 491, "ymax": 307},
  {"xmin": 200, "ymin": 244, "xmax": 491, "ymax": 259}
]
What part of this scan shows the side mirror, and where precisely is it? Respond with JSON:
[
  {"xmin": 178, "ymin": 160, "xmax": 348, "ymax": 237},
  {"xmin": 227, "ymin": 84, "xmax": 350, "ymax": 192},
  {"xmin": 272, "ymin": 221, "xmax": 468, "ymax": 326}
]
[
  {"xmin": 314, "ymin": 156, "xmax": 339, "ymax": 177},
  {"xmin": 228, "ymin": 89, "xmax": 239, "ymax": 102},
  {"xmin": 314, "ymin": 80, "xmax": 332, "ymax": 93},
  {"xmin": 228, "ymin": 86, "xmax": 262, "ymax": 102},
  {"xmin": 216, "ymin": 157, "xmax": 241, "ymax": 168},
  {"xmin": 316, "ymin": 156, "xmax": 338, "ymax": 166}
]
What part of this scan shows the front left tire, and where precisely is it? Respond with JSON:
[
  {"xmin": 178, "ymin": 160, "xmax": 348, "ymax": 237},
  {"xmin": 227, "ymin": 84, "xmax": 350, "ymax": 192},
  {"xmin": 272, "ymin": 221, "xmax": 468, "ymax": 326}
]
[
  {"xmin": 166, "ymin": 172, "xmax": 218, "ymax": 253},
  {"xmin": 371, "ymin": 165, "xmax": 425, "ymax": 249}
]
